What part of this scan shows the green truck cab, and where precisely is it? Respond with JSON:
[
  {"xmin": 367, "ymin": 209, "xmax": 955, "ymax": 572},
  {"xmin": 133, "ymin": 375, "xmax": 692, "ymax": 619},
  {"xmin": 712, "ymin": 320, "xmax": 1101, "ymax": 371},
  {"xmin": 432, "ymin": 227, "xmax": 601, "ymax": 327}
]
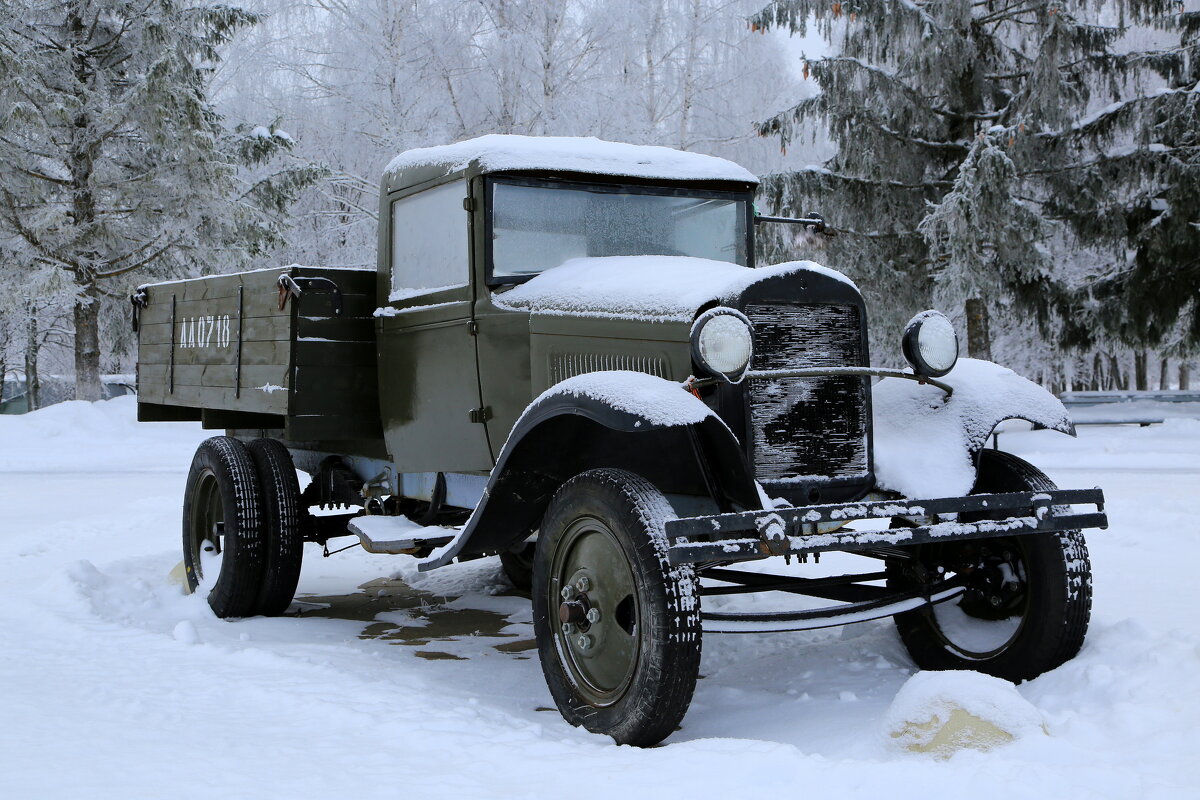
[{"xmin": 134, "ymin": 135, "xmax": 1106, "ymax": 746}]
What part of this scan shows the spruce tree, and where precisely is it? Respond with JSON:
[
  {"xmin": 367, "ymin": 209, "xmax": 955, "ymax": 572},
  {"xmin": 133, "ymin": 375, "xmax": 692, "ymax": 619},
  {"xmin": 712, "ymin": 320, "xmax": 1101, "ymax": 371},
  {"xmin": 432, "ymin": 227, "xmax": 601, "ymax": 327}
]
[
  {"xmin": 752, "ymin": 0, "xmax": 1198, "ymax": 365},
  {"xmin": 0, "ymin": 0, "xmax": 321, "ymax": 400},
  {"xmin": 1056, "ymin": 9, "xmax": 1200, "ymax": 354}
]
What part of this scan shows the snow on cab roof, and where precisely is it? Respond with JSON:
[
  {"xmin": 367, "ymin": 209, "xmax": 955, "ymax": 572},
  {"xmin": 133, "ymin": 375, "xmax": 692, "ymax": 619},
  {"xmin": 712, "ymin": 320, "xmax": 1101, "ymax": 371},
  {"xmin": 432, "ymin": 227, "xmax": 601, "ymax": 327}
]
[{"xmin": 383, "ymin": 134, "xmax": 758, "ymax": 187}]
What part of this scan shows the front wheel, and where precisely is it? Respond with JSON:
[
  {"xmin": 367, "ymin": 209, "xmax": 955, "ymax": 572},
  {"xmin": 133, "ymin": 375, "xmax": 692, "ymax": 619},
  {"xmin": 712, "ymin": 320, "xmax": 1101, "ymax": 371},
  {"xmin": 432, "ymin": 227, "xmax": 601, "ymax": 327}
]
[
  {"xmin": 887, "ymin": 449, "xmax": 1092, "ymax": 682},
  {"xmin": 532, "ymin": 469, "xmax": 701, "ymax": 746}
]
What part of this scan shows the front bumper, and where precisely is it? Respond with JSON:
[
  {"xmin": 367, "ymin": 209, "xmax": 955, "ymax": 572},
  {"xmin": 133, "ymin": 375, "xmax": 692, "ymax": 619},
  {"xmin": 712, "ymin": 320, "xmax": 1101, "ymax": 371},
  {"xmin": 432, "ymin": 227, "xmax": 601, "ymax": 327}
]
[{"xmin": 665, "ymin": 488, "xmax": 1107, "ymax": 566}]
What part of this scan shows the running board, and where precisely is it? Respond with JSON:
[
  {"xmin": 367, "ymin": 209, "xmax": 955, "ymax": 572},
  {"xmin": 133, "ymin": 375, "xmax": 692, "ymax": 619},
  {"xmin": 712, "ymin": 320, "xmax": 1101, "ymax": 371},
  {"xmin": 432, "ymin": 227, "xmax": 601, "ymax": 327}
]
[
  {"xmin": 702, "ymin": 585, "xmax": 964, "ymax": 633},
  {"xmin": 348, "ymin": 515, "xmax": 455, "ymax": 555}
]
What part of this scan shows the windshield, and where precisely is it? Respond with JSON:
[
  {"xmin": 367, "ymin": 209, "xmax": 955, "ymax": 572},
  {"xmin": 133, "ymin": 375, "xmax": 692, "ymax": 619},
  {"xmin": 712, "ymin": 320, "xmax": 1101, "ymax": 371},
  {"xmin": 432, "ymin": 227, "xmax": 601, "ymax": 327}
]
[{"xmin": 490, "ymin": 180, "xmax": 749, "ymax": 281}]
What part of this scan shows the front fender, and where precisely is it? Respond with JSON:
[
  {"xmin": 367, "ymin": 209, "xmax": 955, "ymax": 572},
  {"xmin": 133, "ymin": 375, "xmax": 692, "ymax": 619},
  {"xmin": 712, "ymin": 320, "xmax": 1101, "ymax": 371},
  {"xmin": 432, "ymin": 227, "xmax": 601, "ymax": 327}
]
[
  {"xmin": 419, "ymin": 371, "xmax": 760, "ymax": 571},
  {"xmin": 871, "ymin": 358, "xmax": 1073, "ymax": 498}
]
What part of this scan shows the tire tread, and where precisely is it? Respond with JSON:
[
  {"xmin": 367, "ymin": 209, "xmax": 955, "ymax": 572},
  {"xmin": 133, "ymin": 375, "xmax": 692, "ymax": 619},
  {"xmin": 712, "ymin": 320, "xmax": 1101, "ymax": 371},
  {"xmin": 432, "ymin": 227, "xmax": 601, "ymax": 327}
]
[
  {"xmin": 533, "ymin": 468, "xmax": 701, "ymax": 746},
  {"xmin": 247, "ymin": 438, "xmax": 305, "ymax": 616},
  {"xmin": 182, "ymin": 436, "xmax": 264, "ymax": 618}
]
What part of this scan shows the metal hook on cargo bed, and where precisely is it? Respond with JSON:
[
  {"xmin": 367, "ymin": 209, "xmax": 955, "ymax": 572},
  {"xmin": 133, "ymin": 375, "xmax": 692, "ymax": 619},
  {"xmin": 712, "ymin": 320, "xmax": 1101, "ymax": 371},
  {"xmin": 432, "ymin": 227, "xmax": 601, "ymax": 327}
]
[
  {"xmin": 277, "ymin": 274, "xmax": 344, "ymax": 316},
  {"xmin": 129, "ymin": 287, "xmax": 149, "ymax": 332}
]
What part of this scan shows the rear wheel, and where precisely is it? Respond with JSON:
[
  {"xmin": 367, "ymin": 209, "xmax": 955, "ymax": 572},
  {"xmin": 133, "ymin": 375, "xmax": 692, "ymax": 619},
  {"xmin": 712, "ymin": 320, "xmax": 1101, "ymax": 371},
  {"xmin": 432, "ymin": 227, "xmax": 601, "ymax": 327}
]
[
  {"xmin": 888, "ymin": 449, "xmax": 1092, "ymax": 681},
  {"xmin": 532, "ymin": 469, "xmax": 701, "ymax": 746},
  {"xmin": 182, "ymin": 437, "xmax": 264, "ymax": 618},
  {"xmin": 247, "ymin": 439, "xmax": 305, "ymax": 616},
  {"xmin": 500, "ymin": 542, "xmax": 536, "ymax": 591}
]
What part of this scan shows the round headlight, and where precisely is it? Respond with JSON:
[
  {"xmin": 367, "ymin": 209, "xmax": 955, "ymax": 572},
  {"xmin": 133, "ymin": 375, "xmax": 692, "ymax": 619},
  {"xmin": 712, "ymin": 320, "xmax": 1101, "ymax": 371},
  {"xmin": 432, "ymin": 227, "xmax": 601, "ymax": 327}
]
[
  {"xmin": 902, "ymin": 310, "xmax": 959, "ymax": 377},
  {"xmin": 691, "ymin": 307, "xmax": 753, "ymax": 382}
]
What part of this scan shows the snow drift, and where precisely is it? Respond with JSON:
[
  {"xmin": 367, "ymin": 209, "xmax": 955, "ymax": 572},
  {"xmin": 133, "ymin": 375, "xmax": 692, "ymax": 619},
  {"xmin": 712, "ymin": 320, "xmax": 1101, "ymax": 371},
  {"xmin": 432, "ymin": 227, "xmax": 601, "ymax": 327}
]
[{"xmin": 883, "ymin": 671, "xmax": 1047, "ymax": 756}]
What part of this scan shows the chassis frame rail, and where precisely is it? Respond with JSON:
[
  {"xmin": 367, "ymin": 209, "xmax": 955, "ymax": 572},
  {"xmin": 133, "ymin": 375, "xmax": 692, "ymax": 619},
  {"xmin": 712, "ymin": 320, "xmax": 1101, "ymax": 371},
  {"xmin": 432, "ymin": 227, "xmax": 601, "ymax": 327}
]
[
  {"xmin": 701, "ymin": 582, "xmax": 967, "ymax": 634},
  {"xmin": 666, "ymin": 488, "xmax": 1106, "ymax": 566}
]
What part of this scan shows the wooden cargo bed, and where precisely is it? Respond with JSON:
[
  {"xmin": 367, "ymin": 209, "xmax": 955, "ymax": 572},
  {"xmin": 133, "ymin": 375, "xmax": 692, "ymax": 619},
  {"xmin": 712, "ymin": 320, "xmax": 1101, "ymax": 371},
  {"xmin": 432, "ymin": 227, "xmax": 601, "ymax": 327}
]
[{"xmin": 134, "ymin": 265, "xmax": 381, "ymax": 442}]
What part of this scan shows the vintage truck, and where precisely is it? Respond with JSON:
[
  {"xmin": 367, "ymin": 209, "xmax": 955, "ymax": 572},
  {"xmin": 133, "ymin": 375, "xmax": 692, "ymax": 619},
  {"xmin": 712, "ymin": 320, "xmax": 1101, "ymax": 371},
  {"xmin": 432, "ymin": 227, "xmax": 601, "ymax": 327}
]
[{"xmin": 132, "ymin": 135, "xmax": 1105, "ymax": 746}]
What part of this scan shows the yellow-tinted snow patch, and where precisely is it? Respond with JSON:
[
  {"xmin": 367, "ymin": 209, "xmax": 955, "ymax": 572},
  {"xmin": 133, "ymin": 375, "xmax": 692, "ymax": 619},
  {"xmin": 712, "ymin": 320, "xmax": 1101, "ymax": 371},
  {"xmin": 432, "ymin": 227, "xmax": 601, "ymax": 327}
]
[
  {"xmin": 167, "ymin": 560, "xmax": 188, "ymax": 589},
  {"xmin": 890, "ymin": 706, "xmax": 1018, "ymax": 756}
]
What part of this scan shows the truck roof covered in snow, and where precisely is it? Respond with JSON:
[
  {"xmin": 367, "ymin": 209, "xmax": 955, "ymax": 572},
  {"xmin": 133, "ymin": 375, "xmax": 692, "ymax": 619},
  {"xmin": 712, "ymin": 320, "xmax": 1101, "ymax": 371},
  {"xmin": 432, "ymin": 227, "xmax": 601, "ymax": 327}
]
[{"xmin": 382, "ymin": 134, "xmax": 759, "ymax": 192}]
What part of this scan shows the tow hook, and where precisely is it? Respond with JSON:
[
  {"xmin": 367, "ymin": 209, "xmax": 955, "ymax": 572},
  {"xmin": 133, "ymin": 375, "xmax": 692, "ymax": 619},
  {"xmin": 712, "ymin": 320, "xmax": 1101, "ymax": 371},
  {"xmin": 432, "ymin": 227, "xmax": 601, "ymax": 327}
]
[{"xmin": 755, "ymin": 513, "xmax": 789, "ymax": 555}]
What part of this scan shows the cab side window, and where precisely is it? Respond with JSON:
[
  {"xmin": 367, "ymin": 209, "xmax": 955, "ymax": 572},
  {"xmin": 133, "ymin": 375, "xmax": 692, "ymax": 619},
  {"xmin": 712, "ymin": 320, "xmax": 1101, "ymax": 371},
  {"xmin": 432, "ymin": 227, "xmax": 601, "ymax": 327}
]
[{"xmin": 390, "ymin": 181, "xmax": 469, "ymax": 299}]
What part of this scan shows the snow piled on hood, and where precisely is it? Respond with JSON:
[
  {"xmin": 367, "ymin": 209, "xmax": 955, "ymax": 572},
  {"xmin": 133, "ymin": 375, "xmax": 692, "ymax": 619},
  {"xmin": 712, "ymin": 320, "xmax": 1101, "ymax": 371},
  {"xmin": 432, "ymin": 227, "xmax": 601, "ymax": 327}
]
[
  {"xmin": 494, "ymin": 256, "xmax": 855, "ymax": 322},
  {"xmin": 872, "ymin": 358, "xmax": 1073, "ymax": 497},
  {"xmin": 384, "ymin": 134, "xmax": 758, "ymax": 184},
  {"xmin": 532, "ymin": 370, "xmax": 715, "ymax": 427}
]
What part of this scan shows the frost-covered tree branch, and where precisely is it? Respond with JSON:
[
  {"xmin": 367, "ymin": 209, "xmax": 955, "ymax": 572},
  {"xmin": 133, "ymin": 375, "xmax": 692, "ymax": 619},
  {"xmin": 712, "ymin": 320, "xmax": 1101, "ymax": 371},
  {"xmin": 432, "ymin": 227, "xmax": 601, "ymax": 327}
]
[{"xmin": 0, "ymin": 0, "xmax": 321, "ymax": 399}]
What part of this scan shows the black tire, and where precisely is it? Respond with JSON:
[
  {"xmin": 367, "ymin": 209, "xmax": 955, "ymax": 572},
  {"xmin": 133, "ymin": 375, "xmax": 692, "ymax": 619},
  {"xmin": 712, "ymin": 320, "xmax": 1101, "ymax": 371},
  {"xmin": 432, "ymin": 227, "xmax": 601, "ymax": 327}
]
[
  {"xmin": 247, "ymin": 439, "xmax": 305, "ymax": 616},
  {"xmin": 888, "ymin": 449, "xmax": 1092, "ymax": 682},
  {"xmin": 500, "ymin": 542, "xmax": 536, "ymax": 591},
  {"xmin": 182, "ymin": 436, "xmax": 264, "ymax": 618},
  {"xmin": 532, "ymin": 468, "xmax": 701, "ymax": 747}
]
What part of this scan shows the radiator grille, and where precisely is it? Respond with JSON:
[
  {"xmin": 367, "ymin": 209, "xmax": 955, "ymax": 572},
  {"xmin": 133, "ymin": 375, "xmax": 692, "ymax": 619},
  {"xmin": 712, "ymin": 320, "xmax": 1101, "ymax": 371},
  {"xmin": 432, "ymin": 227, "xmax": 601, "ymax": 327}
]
[
  {"xmin": 745, "ymin": 303, "xmax": 868, "ymax": 482},
  {"xmin": 549, "ymin": 352, "xmax": 668, "ymax": 384}
]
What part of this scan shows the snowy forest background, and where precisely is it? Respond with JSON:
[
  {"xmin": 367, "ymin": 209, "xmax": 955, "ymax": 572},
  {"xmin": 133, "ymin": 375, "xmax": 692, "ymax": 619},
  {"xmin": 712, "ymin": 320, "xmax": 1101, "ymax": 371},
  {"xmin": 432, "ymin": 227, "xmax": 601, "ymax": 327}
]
[{"xmin": 0, "ymin": 0, "xmax": 1197, "ymax": 405}]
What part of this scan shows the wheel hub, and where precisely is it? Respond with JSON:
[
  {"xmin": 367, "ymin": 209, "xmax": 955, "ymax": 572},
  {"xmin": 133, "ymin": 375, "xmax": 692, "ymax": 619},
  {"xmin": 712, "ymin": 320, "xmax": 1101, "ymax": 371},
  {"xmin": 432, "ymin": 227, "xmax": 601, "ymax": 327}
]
[
  {"xmin": 559, "ymin": 594, "xmax": 592, "ymax": 629},
  {"xmin": 919, "ymin": 538, "xmax": 1030, "ymax": 658},
  {"xmin": 960, "ymin": 548, "xmax": 1026, "ymax": 620}
]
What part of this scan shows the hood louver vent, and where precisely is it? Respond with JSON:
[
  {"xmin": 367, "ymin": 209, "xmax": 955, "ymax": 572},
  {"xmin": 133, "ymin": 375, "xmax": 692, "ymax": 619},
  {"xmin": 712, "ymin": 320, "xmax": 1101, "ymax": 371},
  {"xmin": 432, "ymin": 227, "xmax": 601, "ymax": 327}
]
[{"xmin": 549, "ymin": 352, "xmax": 669, "ymax": 384}]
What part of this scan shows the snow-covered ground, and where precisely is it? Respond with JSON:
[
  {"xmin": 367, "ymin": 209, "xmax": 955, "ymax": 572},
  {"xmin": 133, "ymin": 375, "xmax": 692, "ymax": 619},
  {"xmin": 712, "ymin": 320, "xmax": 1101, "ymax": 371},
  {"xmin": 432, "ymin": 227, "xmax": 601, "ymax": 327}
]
[{"xmin": 2, "ymin": 396, "xmax": 1197, "ymax": 799}]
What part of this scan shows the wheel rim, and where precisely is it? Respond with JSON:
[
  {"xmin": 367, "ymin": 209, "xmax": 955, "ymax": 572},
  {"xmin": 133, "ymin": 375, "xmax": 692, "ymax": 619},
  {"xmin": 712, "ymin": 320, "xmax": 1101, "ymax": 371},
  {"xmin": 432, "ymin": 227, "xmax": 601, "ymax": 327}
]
[
  {"xmin": 187, "ymin": 469, "xmax": 224, "ymax": 581},
  {"xmin": 549, "ymin": 515, "xmax": 640, "ymax": 707},
  {"xmin": 924, "ymin": 538, "xmax": 1029, "ymax": 659}
]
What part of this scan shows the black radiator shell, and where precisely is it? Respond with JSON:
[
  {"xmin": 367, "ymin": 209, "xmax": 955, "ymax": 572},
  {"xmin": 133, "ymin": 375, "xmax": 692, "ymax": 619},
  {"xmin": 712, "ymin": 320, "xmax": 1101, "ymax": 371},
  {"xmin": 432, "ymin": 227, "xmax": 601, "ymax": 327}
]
[{"xmin": 714, "ymin": 268, "xmax": 874, "ymax": 506}]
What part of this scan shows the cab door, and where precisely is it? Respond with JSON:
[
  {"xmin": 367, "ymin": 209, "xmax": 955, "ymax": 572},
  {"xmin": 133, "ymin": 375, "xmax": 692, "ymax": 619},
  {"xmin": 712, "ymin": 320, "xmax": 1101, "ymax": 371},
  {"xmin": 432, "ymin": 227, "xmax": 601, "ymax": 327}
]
[
  {"xmin": 471, "ymin": 176, "xmax": 535, "ymax": 457},
  {"xmin": 377, "ymin": 179, "xmax": 493, "ymax": 473}
]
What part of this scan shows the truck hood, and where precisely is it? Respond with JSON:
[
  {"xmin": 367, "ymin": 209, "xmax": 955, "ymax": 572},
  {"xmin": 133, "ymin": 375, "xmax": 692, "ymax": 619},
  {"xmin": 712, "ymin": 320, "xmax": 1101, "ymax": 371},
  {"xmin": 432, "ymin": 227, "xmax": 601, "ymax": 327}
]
[{"xmin": 492, "ymin": 256, "xmax": 857, "ymax": 323}]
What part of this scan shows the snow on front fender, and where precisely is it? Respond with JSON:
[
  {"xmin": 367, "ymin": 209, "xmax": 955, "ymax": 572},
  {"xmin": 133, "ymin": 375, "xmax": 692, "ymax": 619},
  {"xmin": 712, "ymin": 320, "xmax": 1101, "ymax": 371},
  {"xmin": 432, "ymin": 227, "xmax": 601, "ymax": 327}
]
[
  {"xmin": 527, "ymin": 370, "xmax": 719, "ymax": 428},
  {"xmin": 872, "ymin": 358, "xmax": 1073, "ymax": 498}
]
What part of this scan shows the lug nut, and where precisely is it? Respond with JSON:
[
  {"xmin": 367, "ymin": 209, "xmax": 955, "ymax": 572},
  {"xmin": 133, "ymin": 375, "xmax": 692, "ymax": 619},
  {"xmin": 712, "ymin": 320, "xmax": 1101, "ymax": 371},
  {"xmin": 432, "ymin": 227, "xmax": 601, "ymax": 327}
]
[
  {"xmin": 562, "ymin": 622, "xmax": 575, "ymax": 635},
  {"xmin": 560, "ymin": 586, "xmax": 576, "ymax": 600},
  {"xmin": 577, "ymin": 634, "xmax": 593, "ymax": 650},
  {"xmin": 576, "ymin": 576, "xmax": 591, "ymax": 592},
  {"xmin": 586, "ymin": 608, "xmax": 601, "ymax": 624}
]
